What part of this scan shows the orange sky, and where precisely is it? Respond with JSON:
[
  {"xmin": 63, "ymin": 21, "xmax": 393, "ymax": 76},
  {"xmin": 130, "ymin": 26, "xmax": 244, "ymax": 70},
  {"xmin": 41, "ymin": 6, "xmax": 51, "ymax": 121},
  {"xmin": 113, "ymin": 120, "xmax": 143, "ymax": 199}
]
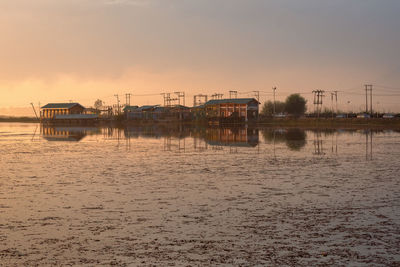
[{"xmin": 1, "ymin": 0, "xmax": 400, "ymax": 116}]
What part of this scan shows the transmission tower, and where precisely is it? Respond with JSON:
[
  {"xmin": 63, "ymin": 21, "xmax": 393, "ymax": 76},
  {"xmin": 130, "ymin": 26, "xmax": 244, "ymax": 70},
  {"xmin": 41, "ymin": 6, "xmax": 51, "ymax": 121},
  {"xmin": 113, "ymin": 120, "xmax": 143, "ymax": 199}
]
[
  {"xmin": 330, "ymin": 91, "xmax": 338, "ymax": 117},
  {"xmin": 272, "ymin": 87, "xmax": 277, "ymax": 115},
  {"xmin": 125, "ymin": 93, "xmax": 132, "ymax": 106},
  {"xmin": 364, "ymin": 84, "xmax": 373, "ymax": 115},
  {"xmin": 211, "ymin": 93, "xmax": 223, "ymax": 100},
  {"xmin": 312, "ymin": 90, "xmax": 325, "ymax": 118},
  {"xmin": 253, "ymin": 91, "xmax": 260, "ymax": 102},
  {"xmin": 193, "ymin": 94, "xmax": 208, "ymax": 106},
  {"xmin": 174, "ymin": 92, "xmax": 185, "ymax": 106},
  {"xmin": 114, "ymin": 94, "xmax": 120, "ymax": 115}
]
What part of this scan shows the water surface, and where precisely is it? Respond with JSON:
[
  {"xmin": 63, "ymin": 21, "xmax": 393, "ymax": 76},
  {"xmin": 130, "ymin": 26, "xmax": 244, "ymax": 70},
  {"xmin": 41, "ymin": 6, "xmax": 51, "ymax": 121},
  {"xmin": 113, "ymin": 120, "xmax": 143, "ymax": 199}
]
[{"xmin": 1, "ymin": 123, "xmax": 399, "ymax": 266}]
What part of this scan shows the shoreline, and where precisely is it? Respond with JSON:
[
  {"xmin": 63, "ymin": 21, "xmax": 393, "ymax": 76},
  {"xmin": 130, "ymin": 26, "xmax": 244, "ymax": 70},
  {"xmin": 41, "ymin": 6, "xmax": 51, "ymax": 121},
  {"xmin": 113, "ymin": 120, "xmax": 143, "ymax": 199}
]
[{"xmin": 2, "ymin": 117, "xmax": 400, "ymax": 129}]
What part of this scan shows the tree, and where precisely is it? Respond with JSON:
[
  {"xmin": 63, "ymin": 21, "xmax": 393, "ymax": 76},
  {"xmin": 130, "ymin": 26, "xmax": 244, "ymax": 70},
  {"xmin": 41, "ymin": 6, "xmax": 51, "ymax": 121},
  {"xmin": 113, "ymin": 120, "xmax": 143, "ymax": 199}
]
[
  {"xmin": 261, "ymin": 100, "xmax": 286, "ymax": 116},
  {"xmin": 285, "ymin": 94, "xmax": 307, "ymax": 116},
  {"xmin": 94, "ymin": 99, "xmax": 103, "ymax": 109}
]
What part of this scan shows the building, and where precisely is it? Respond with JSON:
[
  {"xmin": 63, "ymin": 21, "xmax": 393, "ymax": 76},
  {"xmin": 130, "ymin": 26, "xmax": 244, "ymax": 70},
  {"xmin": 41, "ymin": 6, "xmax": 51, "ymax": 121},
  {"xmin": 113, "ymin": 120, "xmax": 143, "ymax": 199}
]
[
  {"xmin": 204, "ymin": 98, "xmax": 260, "ymax": 122},
  {"xmin": 191, "ymin": 104, "xmax": 206, "ymax": 121},
  {"xmin": 168, "ymin": 105, "xmax": 191, "ymax": 121},
  {"xmin": 123, "ymin": 105, "xmax": 139, "ymax": 119},
  {"xmin": 40, "ymin": 103, "xmax": 98, "ymax": 123},
  {"xmin": 41, "ymin": 103, "xmax": 85, "ymax": 119},
  {"xmin": 125, "ymin": 105, "xmax": 159, "ymax": 120},
  {"xmin": 124, "ymin": 105, "xmax": 191, "ymax": 121}
]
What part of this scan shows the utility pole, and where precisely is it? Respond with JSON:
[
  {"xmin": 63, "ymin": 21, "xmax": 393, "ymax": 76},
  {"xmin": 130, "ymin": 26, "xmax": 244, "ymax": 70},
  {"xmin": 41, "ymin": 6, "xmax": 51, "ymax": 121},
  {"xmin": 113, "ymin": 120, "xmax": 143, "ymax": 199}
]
[
  {"xmin": 272, "ymin": 87, "xmax": 277, "ymax": 115},
  {"xmin": 38, "ymin": 101, "xmax": 41, "ymax": 118},
  {"xmin": 253, "ymin": 91, "xmax": 260, "ymax": 103},
  {"xmin": 125, "ymin": 93, "xmax": 131, "ymax": 106},
  {"xmin": 162, "ymin": 93, "xmax": 176, "ymax": 107},
  {"xmin": 334, "ymin": 91, "xmax": 338, "ymax": 114},
  {"xmin": 166, "ymin": 93, "xmax": 171, "ymax": 107},
  {"xmin": 229, "ymin": 90, "xmax": 237, "ymax": 99},
  {"xmin": 30, "ymin": 103, "xmax": 39, "ymax": 121},
  {"xmin": 193, "ymin": 94, "xmax": 208, "ymax": 106},
  {"xmin": 161, "ymin": 93, "xmax": 166, "ymax": 107},
  {"xmin": 174, "ymin": 92, "xmax": 185, "ymax": 106},
  {"xmin": 365, "ymin": 85, "xmax": 368, "ymax": 114},
  {"xmin": 114, "ymin": 94, "xmax": 120, "ymax": 115},
  {"xmin": 364, "ymin": 84, "xmax": 372, "ymax": 115},
  {"xmin": 370, "ymin": 85, "xmax": 373, "ymax": 117},
  {"xmin": 211, "ymin": 93, "xmax": 223, "ymax": 100},
  {"xmin": 330, "ymin": 91, "xmax": 338, "ymax": 118},
  {"xmin": 161, "ymin": 93, "xmax": 172, "ymax": 107},
  {"xmin": 312, "ymin": 90, "xmax": 325, "ymax": 118}
]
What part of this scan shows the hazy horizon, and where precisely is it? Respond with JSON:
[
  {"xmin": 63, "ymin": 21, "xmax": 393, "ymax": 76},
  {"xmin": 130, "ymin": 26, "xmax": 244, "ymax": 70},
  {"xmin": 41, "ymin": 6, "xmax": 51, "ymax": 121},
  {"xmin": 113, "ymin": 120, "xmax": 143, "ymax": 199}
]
[{"xmin": 1, "ymin": 0, "xmax": 400, "ymax": 116}]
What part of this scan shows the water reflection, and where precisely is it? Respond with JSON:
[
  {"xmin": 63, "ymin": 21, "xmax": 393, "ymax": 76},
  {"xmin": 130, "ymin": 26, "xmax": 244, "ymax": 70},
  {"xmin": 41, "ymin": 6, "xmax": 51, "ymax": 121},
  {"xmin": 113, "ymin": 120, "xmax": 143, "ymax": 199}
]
[
  {"xmin": 41, "ymin": 126, "xmax": 100, "ymax": 142},
  {"xmin": 365, "ymin": 130, "xmax": 373, "ymax": 161},
  {"xmin": 262, "ymin": 128, "xmax": 307, "ymax": 151},
  {"xmin": 203, "ymin": 127, "xmax": 259, "ymax": 147},
  {"xmin": 38, "ymin": 125, "xmax": 391, "ymax": 160},
  {"xmin": 40, "ymin": 125, "xmax": 259, "ymax": 149}
]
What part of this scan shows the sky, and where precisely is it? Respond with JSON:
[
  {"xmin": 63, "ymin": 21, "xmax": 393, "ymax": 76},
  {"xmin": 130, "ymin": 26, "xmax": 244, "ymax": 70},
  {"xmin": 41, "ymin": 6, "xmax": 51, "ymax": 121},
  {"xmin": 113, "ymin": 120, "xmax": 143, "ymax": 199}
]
[{"xmin": 1, "ymin": 0, "xmax": 400, "ymax": 116}]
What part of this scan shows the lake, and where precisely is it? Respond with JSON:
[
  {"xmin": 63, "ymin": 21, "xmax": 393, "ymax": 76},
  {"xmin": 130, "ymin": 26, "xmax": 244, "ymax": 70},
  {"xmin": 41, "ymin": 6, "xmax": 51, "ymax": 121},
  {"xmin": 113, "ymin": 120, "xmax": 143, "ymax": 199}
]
[{"xmin": 0, "ymin": 123, "xmax": 399, "ymax": 266}]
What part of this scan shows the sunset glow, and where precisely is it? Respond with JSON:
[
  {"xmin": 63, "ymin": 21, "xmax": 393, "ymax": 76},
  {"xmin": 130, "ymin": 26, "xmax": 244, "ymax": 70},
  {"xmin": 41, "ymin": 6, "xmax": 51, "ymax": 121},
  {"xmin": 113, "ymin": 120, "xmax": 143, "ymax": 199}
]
[{"xmin": 1, "ymin": 0, "xmax": 400, "ymax": 115}]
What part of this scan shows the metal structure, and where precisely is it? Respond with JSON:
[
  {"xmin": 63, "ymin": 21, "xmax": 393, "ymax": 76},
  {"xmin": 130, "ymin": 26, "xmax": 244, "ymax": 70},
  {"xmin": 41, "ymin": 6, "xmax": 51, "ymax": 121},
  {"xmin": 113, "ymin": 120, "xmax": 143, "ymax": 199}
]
[
  {"xmin": 125, "ymin": 93, "xmax": 132, "ymax": 106},
  {"xmin": 114, "ymin": 94, "xmax": 121, "ymax": 115},
  {"xmin": 253, "ymin": 91, "xmax": 260, "ymax": 103},
  {"xmin": 193, "ymin": 94, "xmax": 208, "ymax": 107},
  {"xmin": 272, "ymin": 87, "xmax": 277, "ymax": 115},
  {"xmin": 211, "ymin": 93, "xmax": 223, "ymax": 100},
  {"xmin": 30, "ymin": 103, "xmax": 39, "ymax": 121},
  {"xmin": 229, "ymin": 90, "xmax": 238, "ymax": 99},
  {"xmin": 312, "ymin": 90, "xmax": 325, "ymax": 117},
  {"xmin": 174, "ymin": 92, "xmax": 185, "ymax": 106},
  {"xmin": 330, "ymin": 91, "xmax": 338, "ymax": 117},
  {"xmin": 161, "ymin": 92, "xmax": 178, "ymax": 107},
  {"xmin": 365, "ymin": 84, "xmax": 373, "ymax": 115}
]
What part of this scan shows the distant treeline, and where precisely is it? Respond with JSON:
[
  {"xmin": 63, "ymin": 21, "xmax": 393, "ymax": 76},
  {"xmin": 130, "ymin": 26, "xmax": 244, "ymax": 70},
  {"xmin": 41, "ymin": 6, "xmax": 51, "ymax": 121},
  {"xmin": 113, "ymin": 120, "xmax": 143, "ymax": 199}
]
[
  {"xmin": 258, "ymin": 117, "xmax": 400, "ymax": 129},
  {"xmin": 0, "ymin": 116, "xmax": 38, "ymax": 122}
]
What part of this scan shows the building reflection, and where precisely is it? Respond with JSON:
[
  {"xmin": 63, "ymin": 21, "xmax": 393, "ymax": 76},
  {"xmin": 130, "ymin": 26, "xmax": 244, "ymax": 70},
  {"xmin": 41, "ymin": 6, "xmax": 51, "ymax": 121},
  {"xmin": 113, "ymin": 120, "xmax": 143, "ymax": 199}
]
[
  {"xmin": 39, "ymin": 125, "xmax": 384, "ymax": 159},
  {"xmin": 41, "ymin": 126, "xmax": 99, "ymax": 141},
  {"xmin": 202, "ymin": 127, "xmax": 259, "ymax": 148},
  {"xmin": 124, "ymin": 125, "xmax": 259, "ymax": 151},
  {"xmin": 36, "ymin": 125, "xmax": 394, "ymax": 162}
]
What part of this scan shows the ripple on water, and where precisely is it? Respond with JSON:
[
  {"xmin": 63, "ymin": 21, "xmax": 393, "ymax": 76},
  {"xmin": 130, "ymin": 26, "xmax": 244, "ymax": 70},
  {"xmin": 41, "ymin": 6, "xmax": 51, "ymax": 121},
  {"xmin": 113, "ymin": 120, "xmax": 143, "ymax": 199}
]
[{"xmin": 0, "ymin": 123, "xmax": 399, "ymax": 265}]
